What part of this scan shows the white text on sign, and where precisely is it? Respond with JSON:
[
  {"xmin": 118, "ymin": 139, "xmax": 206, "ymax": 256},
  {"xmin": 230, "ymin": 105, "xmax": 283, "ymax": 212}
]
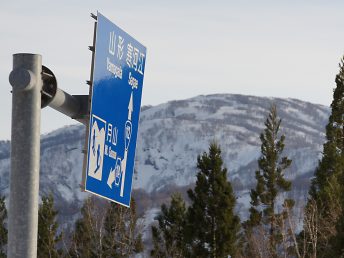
[
  {"xmin": 108, "ymin": 31, "xmax": 145, "ymax": 76},
  {"xmin": 104, "ymin": 123, "xmax": 118, "ymax": 161}
]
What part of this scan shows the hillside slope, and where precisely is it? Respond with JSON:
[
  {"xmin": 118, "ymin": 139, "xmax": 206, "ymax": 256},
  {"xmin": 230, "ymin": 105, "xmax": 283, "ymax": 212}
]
[{"xmin": 0, "ymin": 94, "xmax": 330, "ymax": 225}]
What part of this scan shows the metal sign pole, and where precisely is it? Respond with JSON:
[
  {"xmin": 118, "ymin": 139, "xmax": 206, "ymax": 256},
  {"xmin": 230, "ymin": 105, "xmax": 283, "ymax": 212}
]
[{"xmin": 8, "ymin": 53, "xmax": 42, "ymax": 258}]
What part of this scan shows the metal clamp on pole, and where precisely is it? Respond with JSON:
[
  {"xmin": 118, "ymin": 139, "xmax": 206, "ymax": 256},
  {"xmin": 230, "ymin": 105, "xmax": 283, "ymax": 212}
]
[{"xmin": 41, "ymin": 66, "xmax": 89, "ymax": 125}]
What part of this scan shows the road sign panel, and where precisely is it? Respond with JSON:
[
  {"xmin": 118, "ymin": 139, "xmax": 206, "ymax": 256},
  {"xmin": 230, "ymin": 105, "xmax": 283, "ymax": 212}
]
[{"xmin": 85, "ymin": 12, "xmax": 146, "ymax": 207}]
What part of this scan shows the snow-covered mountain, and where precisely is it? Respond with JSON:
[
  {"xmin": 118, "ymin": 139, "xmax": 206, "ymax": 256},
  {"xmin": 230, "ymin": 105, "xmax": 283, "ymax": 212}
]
[{"xmin": 0, "ymin": 94, "xmax": 330, "ymax": 227}]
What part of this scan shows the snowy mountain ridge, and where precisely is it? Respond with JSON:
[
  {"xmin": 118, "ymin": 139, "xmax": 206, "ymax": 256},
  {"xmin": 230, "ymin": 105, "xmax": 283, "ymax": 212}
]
[{"xmin": 0, "ymin": 93, "xmax": 330, "ymax": 225}]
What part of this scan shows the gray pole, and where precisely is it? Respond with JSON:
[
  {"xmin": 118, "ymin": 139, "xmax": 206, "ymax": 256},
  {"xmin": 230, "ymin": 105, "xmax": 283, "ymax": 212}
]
[
  {"xmin": 8, "ymin": 53, "xmax": 42, "ymax": 258},
  {"xmin": 48, "ymin": 89, "xmax": 89, "ymax": 125}
]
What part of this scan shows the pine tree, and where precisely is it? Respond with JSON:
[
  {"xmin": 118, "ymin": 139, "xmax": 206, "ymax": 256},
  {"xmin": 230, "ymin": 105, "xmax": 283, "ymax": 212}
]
[
  {"xmin": 245, "ymin": 104, "xmax": 293, "ymax": 257},
  {"xmin": 151, "ymin": 193, "xmax": 188, "ymax": 257},
  {"xmin": 306, "ymin": 57, "xmax": 344, "ymax": 257},
  {"xmin": 69, "ymin": 197, "xmax": 105, "ymax": 258},
  {"xmin": 0, "ymin": 196, "xmax": 7, "ymax": 258},
  {"xmin": 151, "ymin": 225, "xmax": 165, "ymax": 258},
  {"xmin": 37, "ymin": 195, "xmax": 62, "ymax": 258},
  {"xmin": 102, "ymin": 198, "xmax": 143, "ymax": 257},
  {"xmin": 187, "ymin": 143, "xmax": 241, "ymax": 258}
]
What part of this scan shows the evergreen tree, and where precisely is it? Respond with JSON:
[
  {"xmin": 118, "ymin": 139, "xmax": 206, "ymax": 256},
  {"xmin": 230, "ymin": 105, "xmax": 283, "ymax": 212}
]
[
  {"xmin": 151, "ymin": 225, "xmax": 165, "ymax": 258},
  {"xmin": 245, "ymin": 104, "xmax": 293, "ymax": 257},
  {"xmin": 151, "ymin": 193, "xmax": 188, "ymax": 257},
  {"xmin": 102, "ymin": 198, "xmax": 143, "ymax": 257},
  {"xmin": 37, "ymin": 195, "xmax": 62, "ymax": 258},
  {"xmin": 306, "ymin": 57, "xmax": 344, "ymax": 257},
  {"xmin": 0, "ymin": 196, "xmax": 7, "ymax": 258},
  {"xmin": 69, "ymin": 197, "xmax": 105, "ymax": 258},
  {"xmin": 187, "ymin": 143, "xmax": 241, "ymax": 258}
]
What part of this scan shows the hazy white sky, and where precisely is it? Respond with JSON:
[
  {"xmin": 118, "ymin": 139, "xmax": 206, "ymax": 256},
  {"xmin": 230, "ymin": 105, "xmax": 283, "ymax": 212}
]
[{"xmin": 1, "ymin": 0, "xmax": 344, "ymax": 140}]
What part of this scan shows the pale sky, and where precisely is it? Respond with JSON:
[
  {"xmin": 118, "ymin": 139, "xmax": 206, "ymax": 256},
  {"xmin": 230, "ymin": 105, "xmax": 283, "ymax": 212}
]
[{"xmin": 1, "ymin": 0, "xmax": 344, "ymax": 140}]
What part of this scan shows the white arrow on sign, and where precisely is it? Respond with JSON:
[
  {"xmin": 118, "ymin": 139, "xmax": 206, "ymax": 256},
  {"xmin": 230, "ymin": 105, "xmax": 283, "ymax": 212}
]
[
  {"xmin": 128, "ymin": 92, "xmax": 133, "ymax": 121},
  {"xmin": 107, "ymin": 167, "xmax": 115, "ymax": 188},
  {"xmin": 120, "ymin": 92, "xmax": 133, "ymax": 197}
]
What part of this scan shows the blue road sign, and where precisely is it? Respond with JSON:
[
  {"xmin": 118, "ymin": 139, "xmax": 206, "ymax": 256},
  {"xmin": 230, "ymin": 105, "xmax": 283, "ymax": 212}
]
[{"xmin": 85, "ymin": 12, "xmax": 146, "ymax": 207}]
